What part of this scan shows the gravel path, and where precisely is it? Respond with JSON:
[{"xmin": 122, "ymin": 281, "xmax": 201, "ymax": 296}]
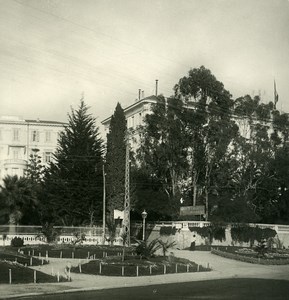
[{"xmin": 1, "ymin": 250, "xmax": 289, "ymax": 299}]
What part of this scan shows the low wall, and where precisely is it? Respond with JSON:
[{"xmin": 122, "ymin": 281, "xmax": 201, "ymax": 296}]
[
  {"xmin": 147, "ymin": 221, "xmax": 289, "ymax": 249},
  {"xmin": 1, "ymin": 222, "xmax": 289, "ymax": 249}
]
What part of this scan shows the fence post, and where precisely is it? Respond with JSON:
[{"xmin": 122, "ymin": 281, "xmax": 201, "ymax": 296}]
[
  {"xmin": 186, "ymin": 264, "xmax": 189, "ymax": 272},
  {"xmin": 197, "ymin": 264, "xmax": 200, "ymax": 272},
  {"xmin": 175, "ymin": 263, "xmax": 178, "ymax": 273},
  {"xmin": 60, "ymin": 251, "xmax": 62, "ymax": 259},
  {"xmin": 163, "ymin": 264, "xmax": 166, "ymax": 274},
  {"xmin": 149, "ymin": 265, "xmax": 152, "ymax": 275},
  {"xmin": 9, "ymin": 269, "xmax": 12, "ymax": 284},
  {"xmin": 122, "ymin": 266, "xmax": 124, "ymax": 276},
  {"xmin": 79, "ymin": 263, "xmax": 82, "ymax": 273},
  {"xmin": 99, "ymin": 262, "xmax": 102, "ymax": 274},
  {"xmin": 57, "ymin": 271, "xmax": 60, "ymax": 282},
  {"xmin": 136, "ymin": 265, "xmax": 139, "ymax": 277},
  {"xmin": 72, "ymin": 252, "xmax": 74, "ymax": 259},
  {"xmin": 34, "ymin": 270, "xmax": 36, "ymax": 283},
  {"xmin": 30, "ymin": 257, "xmax": 32, "ymax": 266}
]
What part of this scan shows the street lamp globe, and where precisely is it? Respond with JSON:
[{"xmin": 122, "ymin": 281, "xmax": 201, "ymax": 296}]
[{"xmin": 141, "ymin": 210, "xmax": 148, "ymax": 220}]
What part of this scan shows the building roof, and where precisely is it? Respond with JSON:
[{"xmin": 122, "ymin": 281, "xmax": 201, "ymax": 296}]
[
  {"xmin": 101, "ymin": 95, "xmax": 158, "ymax": 125},
  {"xmin": 0, "ymin": 116, "xmax": 66, "ymax": 126}
]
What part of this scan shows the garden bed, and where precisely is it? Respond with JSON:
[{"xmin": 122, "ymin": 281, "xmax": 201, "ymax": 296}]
[
  {"xmin": 0, "ymin": 260, "xmax": 67, "ymax": 284},
  {"xmin": 71, "ymin": 255, "xmax": 210, "ymax": 276},
  {"xmin": 0, "ymin": 248, "xmax": 48, "ymax": 266},
  {"xmin": 18, "ymin": 244, "xmax": 135, "ymax": 259},
  {"xmin": 211, "ymin": 248, "xmax": 289, "ymax": 265}
]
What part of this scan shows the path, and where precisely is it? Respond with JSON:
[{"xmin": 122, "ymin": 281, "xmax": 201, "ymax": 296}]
[{"xmin": 1, "ymin": 250, "xmax": 289, "ymax": 299}]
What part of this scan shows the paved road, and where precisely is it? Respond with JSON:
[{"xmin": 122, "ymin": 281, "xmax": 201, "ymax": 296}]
[
  {"xmin": 9, "ymin": 278, "xmax": 289, "ymax": 300},
  {"xmin": 1, "ymin": 250, "xmax": 289, "ymax": 299}
]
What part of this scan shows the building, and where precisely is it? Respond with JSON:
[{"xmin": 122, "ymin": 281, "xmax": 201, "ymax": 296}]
[
  {"xmin": 101, "ymin": 95, "xmax": 158, "ymax": 151},
  {"xmin": 0, "ymin": 115, "xmax": 65, "ymax": 183}
]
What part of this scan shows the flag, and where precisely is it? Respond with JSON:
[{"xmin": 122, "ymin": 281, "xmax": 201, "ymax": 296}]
[{"xmin": 274, "ymin": 80, "xmax": 279, "ymax": 109}]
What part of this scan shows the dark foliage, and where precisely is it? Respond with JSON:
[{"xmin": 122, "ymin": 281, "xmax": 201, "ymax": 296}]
[
  {"xmin": 11, "ymin": 236, "xmax": 24, "ymax": 247},
  {"xmin": 41, "ymin": 100, "xmax": 104, "ymax": 226}
]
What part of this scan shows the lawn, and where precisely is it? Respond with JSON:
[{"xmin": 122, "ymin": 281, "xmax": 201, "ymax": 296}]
[
  {"xmin": 71, "ymin": 255, "xmax": 209, "ymax": 276},
  {"xmin": 0, "ymin": 260, "xmax": 66, "ymax": 284},
  {"xmin": 19, "ymin": 244, "xmax": 135, "ymax": 259},
  {"xmin": 0, "ymin": 247, "xmax": 49, "ymax": 266}
]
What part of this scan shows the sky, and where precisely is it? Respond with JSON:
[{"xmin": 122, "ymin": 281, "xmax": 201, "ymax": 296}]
[{"xmin": 0, "ymin": 0, "xmax": 289, "ymax": 129}]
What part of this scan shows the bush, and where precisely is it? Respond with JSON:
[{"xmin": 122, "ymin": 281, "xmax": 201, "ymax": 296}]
[
  {"xmin": 11, "ymin": 237, "xmax": 24, "ymax": 247},
  {"xmin": 160, "ymin": 226, "xmax": 177, "ymax": 236},
  {"xmin": 189, "ymin": 224, "xmax": 226, "ymax": 243},
  {"xmin": 231, "ymin": 225, "xmax": 276, "ymax": 246},
  {"xmin": 37, "ymin": 222, "xmax": 61, "ymax": 243}
]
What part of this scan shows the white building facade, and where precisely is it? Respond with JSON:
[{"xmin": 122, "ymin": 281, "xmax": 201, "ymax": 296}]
[
  {"xmin": 101, "ymin": 95, "xmax": 158, "ymax": 151},
  {"xmin": 0, "ymin": 116, "xmax": 65, "ymax": 183}
]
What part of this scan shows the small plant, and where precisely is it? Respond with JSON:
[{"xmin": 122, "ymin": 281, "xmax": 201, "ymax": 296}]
[
  {"xmin": 158, "ymin": 240, "xmax": 177, "ymax": 257},
  {"xmin": 120, "ymin": 230, "xmax": 129, "ymax": 261},
  {"xmin": 71, "ymin": 232, "xmax": 86, "ymax": 245},
  {"xmin": 106, "ymin": 218, "xmax": 117, "ymax": 246},
  {"xmin": 135, "ymin": 238, "xmax": 162, "ymax": 259},
  {"xmin": 255, "ymin": 239, "xmax": 268, "ymax": 258},
  {"xmin": 11, "ymin": 237, "xmax": 24, "ymax": 247}
]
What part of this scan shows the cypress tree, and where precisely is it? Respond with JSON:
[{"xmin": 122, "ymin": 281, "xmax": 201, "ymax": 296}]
[{"xmin": 105, "ymin": 102, "xmax": 127, "ymax": 216}]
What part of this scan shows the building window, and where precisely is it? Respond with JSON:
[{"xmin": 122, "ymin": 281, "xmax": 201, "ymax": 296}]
[
  {"xmin": 45, "ymin": 131, "xmax": 51, "ymax": 142},
  {"xmin": 44, "ymin": 152, "xmax": 52, "ymax": 163},
  {"xmin": 13, "ymin": 149, "xmax": 19, "ymax": 160},
  {"xmin": 13, "ymin": 129, "xmax": 19, "ymax": 141},
  {"xmin": 32, "ymin": 130, "xmax": 39, "ymax": 142}
]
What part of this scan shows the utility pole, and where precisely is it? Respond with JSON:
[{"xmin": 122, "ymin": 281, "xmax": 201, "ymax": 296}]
[
  {"xmin": 122, "ymin": 135, "xmax": 130, "ymax": 246},
  {"xmin": 102, "ymin": 165, "xmax": 106, "ymax": 244}
]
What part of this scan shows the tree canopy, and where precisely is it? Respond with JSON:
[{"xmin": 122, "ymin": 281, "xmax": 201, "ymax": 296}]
[{"xmin": 41, "ymin": 100, "xmax": 104, "ymax": 226}]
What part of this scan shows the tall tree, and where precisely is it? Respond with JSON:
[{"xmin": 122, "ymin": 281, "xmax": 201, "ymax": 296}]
[
  {"xmin": 42, "ymin": 100, "xmax": 103, "ymax": 226},
  {"xmin": 137, "ymin": 96, "xmax": 189, "ymax": 218},
  {"xmin": 105, "ymin": 102, "xmax": 127, "ymax": 216},
  {"xmin": 174, "ymin": 66, "xmax": 238, "ymax": 220}
]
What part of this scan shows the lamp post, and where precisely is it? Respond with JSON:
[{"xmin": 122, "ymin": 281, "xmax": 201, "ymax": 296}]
[
  {"xmin": 141, "ymin": 210, "xmax": 148, "ymax": 241},
  {"xmin": 102, "ymin": 165, "xmax": 106, "ymax": 244}
]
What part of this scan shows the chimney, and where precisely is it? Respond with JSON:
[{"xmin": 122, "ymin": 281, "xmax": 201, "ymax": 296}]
[
  {"xmin": 142, "ymin": 90, "xmax": 144, "ymax": 98},
  {"xmin": 138, "ymin": 89, "xmax": 141, "ymax": 101},
  {"xmin": 155, "ymin": 79, "xmax": 158, "ymax": 96}
]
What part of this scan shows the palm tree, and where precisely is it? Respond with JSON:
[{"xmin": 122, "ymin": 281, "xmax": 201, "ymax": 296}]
[{"xmin": 0, "ymin": 175, "xmax": 38, "ymax": 225}]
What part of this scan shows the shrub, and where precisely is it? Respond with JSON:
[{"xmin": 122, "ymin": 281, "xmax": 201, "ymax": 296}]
[
  {"xmin": 11, "ymin": 237, "xmax": 24, "ymax": 247},
  {"xmin": 231, "ymin": 225, "xmax": 277, "ymax": 246},
  {"xmin": 37, "ymin": 222, "xmax": 61, "ymax": 243},
  {"xmin": 71, "ymin": 232, "xmax": 86, "ymax": 245},
  {"xmin": 135, "ymin": 238, "xmax": 161, "ymax": 259},
  {"xmin": 160, "ymin": 226, "xmax": 177, "ymax": 236},
  {"xmin": 189, "ymin": 224, "xmax": 226, "ymax": 243}
]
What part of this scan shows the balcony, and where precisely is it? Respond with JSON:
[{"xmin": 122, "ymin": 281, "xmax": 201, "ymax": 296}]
[{"xmin": 3, "ymin": 159, "xmax": 27, "ymax": 168}]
